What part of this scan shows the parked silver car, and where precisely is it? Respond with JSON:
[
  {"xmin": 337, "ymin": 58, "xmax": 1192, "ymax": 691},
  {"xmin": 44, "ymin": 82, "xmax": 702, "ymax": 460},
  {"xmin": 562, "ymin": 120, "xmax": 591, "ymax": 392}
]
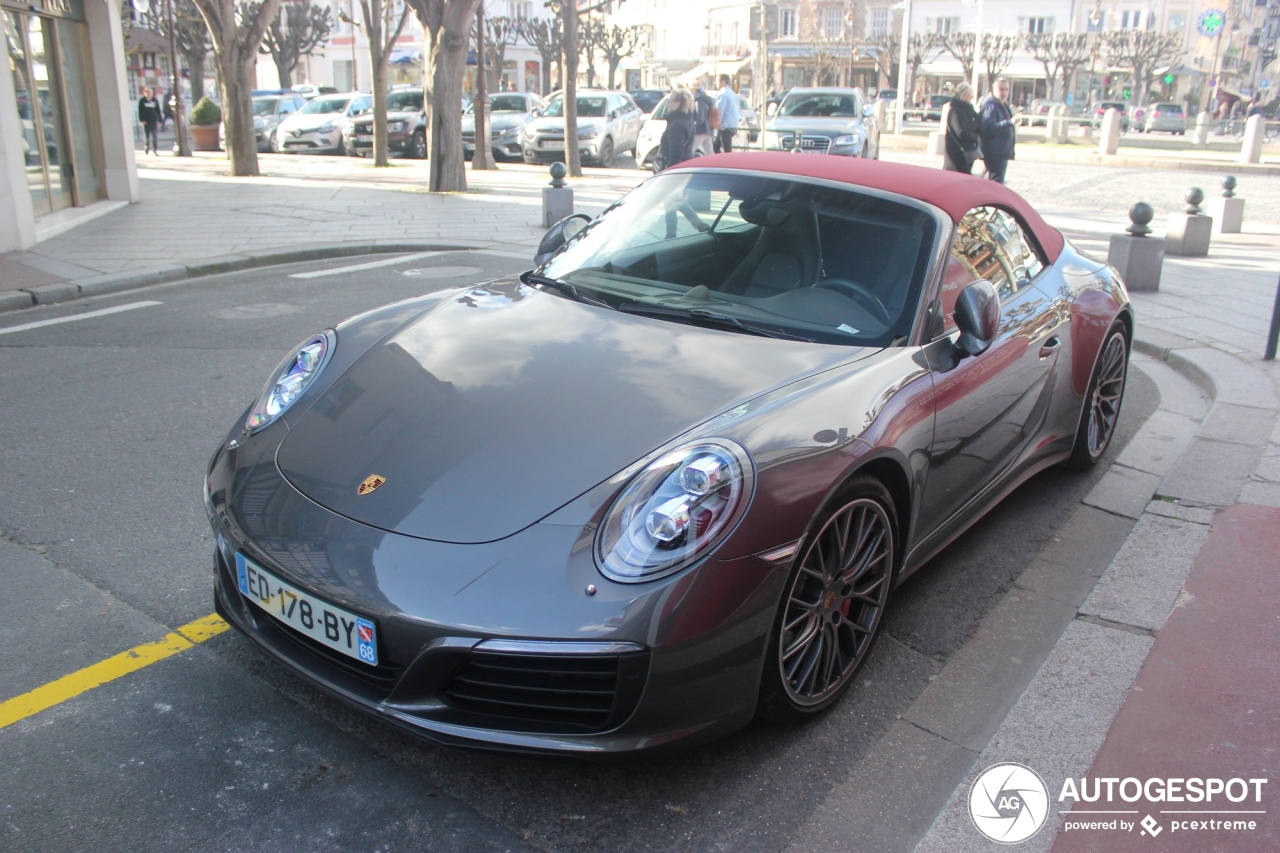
[
  {"xmin": 761, "ymin": 87, "xmax": 880, "ymax": 158},
  {"xmin": 462, "ymin": 92, "xmax": 544, "ymax": 161},
  {"xmin": 1143, "ymin": 102, "xmax": 1187, "ymax": 134},
  {"xmin": 220, "ymin": 93, "xmax": 307, "ymax": 152},
  {"xmin": 272, "ymin": 93, "xmax": 372, "ymax": 154},
  {"xmin": 521, "ymin": 89, "xmax": 645, "ymax": 167}
]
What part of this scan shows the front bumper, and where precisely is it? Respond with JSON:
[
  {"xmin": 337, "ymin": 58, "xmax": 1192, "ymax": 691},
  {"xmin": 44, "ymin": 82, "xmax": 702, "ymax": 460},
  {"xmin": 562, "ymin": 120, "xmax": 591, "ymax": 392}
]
[
  {"xmin": 205, "ymin": 430, "xmax": 779, "ymax": 755},
  {"xmin": 281, "ymin": 129, "xmax": 341, "ymax": 151}
]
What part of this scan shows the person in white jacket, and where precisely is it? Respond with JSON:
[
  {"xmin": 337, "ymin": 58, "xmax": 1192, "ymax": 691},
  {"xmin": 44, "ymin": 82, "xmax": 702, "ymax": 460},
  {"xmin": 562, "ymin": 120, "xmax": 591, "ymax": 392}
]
[{"xmin": 714, "ymin": 75, "xmax": 741, "ymax": 153}]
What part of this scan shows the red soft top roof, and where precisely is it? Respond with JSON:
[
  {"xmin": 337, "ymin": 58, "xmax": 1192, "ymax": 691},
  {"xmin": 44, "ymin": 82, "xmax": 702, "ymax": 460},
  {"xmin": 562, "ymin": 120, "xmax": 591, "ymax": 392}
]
[{"xmin": 670, "ymin": 152, "xmax": 1064, "ymax": 263}]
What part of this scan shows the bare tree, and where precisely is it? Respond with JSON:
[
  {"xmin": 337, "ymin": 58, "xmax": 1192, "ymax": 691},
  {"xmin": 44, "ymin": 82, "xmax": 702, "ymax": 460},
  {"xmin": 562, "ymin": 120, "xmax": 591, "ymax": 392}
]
[
  {"xmin": 980, "ymin": 34, "xmax": 1019, "ymax": 90},
  {"xmin": 405, "ymin": 0, "xmax": 484, "ymax": 190},
  {"xmin": 798, "ymin": 0, "xmax": 844, "ymax": 86},
  {"xmin": 1102, "ymin": 30, "xmax": 1182, "ymax": 107},
  {"xmin": 152, "ymin": 0, "xmax": 212, "ymax": 101},
  {"xmin": 600, "ymin": 24, "xmax": 641, "ymax": 90},
  {"xmin": 1025, "ymin": 33, "xmax": 1090, "ymax": 99},
  {"xmin": 556, "ymin": 0, "xmax": 581, "ymax": 177},
  {"xmin": 191, "ymin": 0, "xmax": 284, "ymax": 175},
  {"xmin": 359, "ymin": 0, "xmax": 411, "ymax": 166},
  {"xmin": 483, "ymin": 15, "xmax": 521, "ymax": 90},
  {"xmin": 939, "ymin": 31, "xmax": 975, "ymax": 84},
  {"xmin": 521, "ymin": 15, "xmax": 561, "ymax": 95},
  {"xmin": 578, "ymin": 16, "xmax": 605, "ymax": 88},
  {"xmin": 261, "ymin": 0, "xmax": 332, "ymax": 87},
  {"xmin": 865, "ymin": 33, "xmax": 900, "ymax": 84}
]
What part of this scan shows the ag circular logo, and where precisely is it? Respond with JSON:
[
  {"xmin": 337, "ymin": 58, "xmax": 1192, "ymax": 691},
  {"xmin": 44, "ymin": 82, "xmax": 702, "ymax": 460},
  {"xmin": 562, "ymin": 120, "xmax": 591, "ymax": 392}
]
[
  {"xmin": 1197, "ymin": 8, "xmax": 1226, "ymax": 37},
  {"xmin": 968, "ymin": 763, "xmax": 1050, "ymax": 844}
]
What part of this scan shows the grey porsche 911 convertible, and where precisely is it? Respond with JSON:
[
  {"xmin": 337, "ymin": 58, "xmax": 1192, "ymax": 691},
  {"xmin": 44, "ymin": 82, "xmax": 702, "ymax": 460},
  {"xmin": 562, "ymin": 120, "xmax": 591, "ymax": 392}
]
[{"xmin": 204, "ymin": 153, "xmax": 1131, "ymax": 755}]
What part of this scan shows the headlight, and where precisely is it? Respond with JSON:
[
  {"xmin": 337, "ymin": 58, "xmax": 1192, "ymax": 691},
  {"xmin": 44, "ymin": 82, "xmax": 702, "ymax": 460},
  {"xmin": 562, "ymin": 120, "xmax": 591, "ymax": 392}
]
[
  {"xmin": 316, "ymin": 122, "xmax": 335, "ymax": 133},
  {"xmin": 244, "ymin": 332, "xmax": 333, "ymax": 433},
  {"xmin": 578, "ymin": 126, "xmax": 598, "ymax": 139},
  {"xmin": 253, "ymin": 116, "xmax": 268, "ymax": 129},
  {"xmin": 389, "ymin": 120, "xmax": 407, "ymax": 132},
  {"xmin": 501, "ymin": 126, "xmax": 519, "ymax": 138},
  {"xmin": 596, "ymin": 439, "xmax": 753, "ymax": 582},
  {"xmin": 834, "ymin": 134, "xmax": 857, "ymax": 146}
]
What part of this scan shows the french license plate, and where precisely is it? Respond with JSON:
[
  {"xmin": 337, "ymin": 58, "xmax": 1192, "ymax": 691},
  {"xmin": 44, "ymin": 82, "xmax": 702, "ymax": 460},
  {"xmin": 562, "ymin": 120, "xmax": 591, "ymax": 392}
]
[
  {"xmin": 541, "ymin": 139, "xmax": 565, "ymax": 149},
  {"xmin": 356, "ymin": 135, "xmax": 371, "ymax": 142},
  {"xmin": 235, "ymin": 553, "xmax": 378, "ymax": 666}
]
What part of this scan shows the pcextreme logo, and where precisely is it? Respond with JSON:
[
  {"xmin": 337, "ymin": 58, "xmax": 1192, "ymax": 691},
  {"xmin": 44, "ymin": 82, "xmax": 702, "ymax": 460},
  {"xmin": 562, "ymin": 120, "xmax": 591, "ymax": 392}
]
[{"xmin": 967, "ymin": 764, "xmax": 1270, "ymax": 845}]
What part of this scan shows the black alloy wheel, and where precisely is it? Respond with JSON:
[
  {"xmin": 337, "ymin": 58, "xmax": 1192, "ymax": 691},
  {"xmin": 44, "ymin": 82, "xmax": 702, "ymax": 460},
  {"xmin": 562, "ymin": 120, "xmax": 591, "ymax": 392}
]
[
  {"xmin": 1066, "ymin": 321, "xmax": 1129, "ymax": 470},
  {"xmin": 759, "ymin": 476, "xmax": 896, "ymax": 722},
  {"xmin": 412, "ymin": 129, "xmax": 427, "ymax": 159},
  {"xmin": 598, "ymin": 136, "xmax": 614, "ymax": 168}
]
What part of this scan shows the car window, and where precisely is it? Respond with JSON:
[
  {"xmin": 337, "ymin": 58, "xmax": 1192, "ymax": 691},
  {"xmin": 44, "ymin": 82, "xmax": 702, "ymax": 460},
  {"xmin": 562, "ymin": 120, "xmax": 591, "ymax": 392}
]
[
  {"xmin": 300, "ymin": 96, "xmax": 349, "ymax": 115},
  {"xmin": 950, "ymin": 206, "xmax": 1045, "ymax": 305},
  {"xmin": 253, "ymin": 98, "xmax": 280, "ymax": 117},
  {"xmin": 348, "ymin": 96, "xmax": 372, "ymax": 115},
  {"xmin": 652, "ymin": 96, "xmax": 670, "ymax": 120},
  {"xmin": 490, "ymin": 94, "xmax": 527, "ymax": 112},
  {"xmin": 779, "ymin": 92, "xmax": 858, "ymax": 117},
  {"xmin": 279, "ymin": 99, "xmax": 297, "ymax": 116},
  {"xmin": 388, "ymin": 90, "xmax": 423, "ymax": 111}
]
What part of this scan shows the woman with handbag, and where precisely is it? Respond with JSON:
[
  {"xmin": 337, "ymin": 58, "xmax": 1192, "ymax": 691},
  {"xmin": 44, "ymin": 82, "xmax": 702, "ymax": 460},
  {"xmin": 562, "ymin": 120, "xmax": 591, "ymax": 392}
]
[
  {"xmin": 656, "ymin": 89, "xmax": 696, "ymax": 173},
  {"xmin": 943, "ymin": 83, "xmax": 982, "ymax": 174}
]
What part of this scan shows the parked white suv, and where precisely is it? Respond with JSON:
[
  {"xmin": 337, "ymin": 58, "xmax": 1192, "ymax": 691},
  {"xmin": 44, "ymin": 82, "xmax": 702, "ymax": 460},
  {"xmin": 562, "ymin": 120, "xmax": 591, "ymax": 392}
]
[{"xmin": 521, "ymin": 90, "xmax": 644, "ymax": 168}]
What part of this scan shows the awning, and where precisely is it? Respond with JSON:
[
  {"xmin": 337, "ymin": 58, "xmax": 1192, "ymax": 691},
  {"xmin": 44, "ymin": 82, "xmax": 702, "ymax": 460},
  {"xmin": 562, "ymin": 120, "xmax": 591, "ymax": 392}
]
[
  {"xmin": 1154, "ymin": 65, "xmax": 1205, "ymax": 77},
  {"xmin": 389, "ymin": 49, "xmax": 424, "ymax": 66},
  {"xmin": 917, "ymin": 54, "xmax": 1047, "ymax": 80},
  {"xmin": 674, "ymin": 55, "xmax": 755, "ymax": 86}
]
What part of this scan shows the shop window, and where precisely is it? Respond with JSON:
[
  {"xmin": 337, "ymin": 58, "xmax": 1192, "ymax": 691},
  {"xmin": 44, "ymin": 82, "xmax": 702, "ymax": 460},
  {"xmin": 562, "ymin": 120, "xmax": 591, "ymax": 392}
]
[{"xmin": 871, "ymin": 7, "xmax": 889, "ymax": 37}]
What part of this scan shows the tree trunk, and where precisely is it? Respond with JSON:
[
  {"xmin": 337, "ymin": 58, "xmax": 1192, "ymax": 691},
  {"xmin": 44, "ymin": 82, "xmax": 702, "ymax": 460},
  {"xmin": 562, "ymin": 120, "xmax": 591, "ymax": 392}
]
[
  {"xmin": 472, "ymin": 4, "xmax": 493, "ymax": 169},
  {"xmin": 372, "ymin": 60, "xmax": 389, "ymax": 165},
  {"xmin": 185, "ymin": 49, "xmax": 206, "ymax": 102},
  {"xmin": 429, "ymin": 17, "xmax": 473, "ymax": 190},
  {"xmin": 541, "ymin": 54, "xmax": 552, "ymax": 95},
  {"xmin": 219, "ymin": 51, "xmax": 259, "ymax": 175},
  {"xmin": 561, "ymin": 0, "xmax": 580, "ymax": 177},
  {"xmin": 607, "ymin": 58, "xmax": 618, "ymax": 90},
  {"xmin": 275, "ymin": 55, "xmax": 294, "ymax": 88}
]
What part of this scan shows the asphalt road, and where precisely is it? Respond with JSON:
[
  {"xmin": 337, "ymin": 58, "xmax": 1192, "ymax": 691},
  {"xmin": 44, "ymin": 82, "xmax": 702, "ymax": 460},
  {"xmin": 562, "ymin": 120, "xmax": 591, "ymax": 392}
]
[{"xmin": 0, "ymin": 252, "xmax": 1156, "ymax": 852}]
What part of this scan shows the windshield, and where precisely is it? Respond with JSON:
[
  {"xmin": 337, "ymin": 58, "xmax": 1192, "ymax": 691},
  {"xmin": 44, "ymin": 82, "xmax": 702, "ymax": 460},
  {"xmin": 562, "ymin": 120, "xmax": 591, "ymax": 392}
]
[
  {"xmin": 543, "ymin": 94, "xmax": 608, "ymax": 118},
  {"xmin": 300, "ymin": 96, "xmax": 349, "ymax": 115},
  {"xmin": 1154, "ymin": 103, "xmax": 1182, "ymax": 113},
  {"xmin": 387, "ymin": 90, "xmax": 423, "ymax": 111},
  {"xmin": 253, "ymin": 98, "xmax": 280, "ymax": 117},
  {"xmin": 779, "ymin": 93, "xmax": 859, "ymax": 117},
  {"xmin": 490, "ymin": 94, "xmax": 527, "ymax": 112},
  {"xmin": 540, "ymin": 172, "xmax": 937, "ymax": 346}
]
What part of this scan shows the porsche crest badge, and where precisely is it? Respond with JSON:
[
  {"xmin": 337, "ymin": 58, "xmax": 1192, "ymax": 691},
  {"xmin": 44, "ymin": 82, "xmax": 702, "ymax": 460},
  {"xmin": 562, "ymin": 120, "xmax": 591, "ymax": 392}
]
[{"xmin": 357, "ymin": 474, "xmax": 386, "ymax": 496}]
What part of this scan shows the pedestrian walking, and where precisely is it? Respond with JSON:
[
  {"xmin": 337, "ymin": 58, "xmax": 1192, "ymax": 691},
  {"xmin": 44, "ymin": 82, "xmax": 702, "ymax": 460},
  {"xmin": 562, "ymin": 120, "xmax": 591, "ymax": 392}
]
[
  {"xmin": 162, "ymin": 90, "xmax": 174, "ymax": 131},
  {"xmin": 656, "ymin": 88, "xmax": 696, "ymax": 172},
  {"xmin": 138, "ymin": 87, "xmax": 162, "ymax": 155},
  {"xmin": 943, "ymin": 82, "xmax": 981, "ymax": 174},
  {"xmin": 979, "ymin": 77, "xmax": 1016, "ymax": 184},
  {"xmin": 692, "ymin": 82, "xmax": 717, "ymax": 157},
  {"xmin": 713, "ymin": 74, "xmax": 740, "ymax": 154}
]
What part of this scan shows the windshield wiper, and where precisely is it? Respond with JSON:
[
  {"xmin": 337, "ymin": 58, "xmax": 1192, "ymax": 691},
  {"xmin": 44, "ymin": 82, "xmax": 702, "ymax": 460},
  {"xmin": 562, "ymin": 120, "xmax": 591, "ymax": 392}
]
[
  {"xmin": 620, "ymin": 304, "xmax": 814, "ymax": 342},
  {"xmin": 523, "ymin": 272, "xmax": 614, "ymax": 309}
]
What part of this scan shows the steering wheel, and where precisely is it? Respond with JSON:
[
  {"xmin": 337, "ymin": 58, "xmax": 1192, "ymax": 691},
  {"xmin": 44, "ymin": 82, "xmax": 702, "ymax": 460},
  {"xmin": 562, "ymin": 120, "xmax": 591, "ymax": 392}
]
[{"xmin": 814, "ymin": 279, "xmax": 892, "ymax": 327}]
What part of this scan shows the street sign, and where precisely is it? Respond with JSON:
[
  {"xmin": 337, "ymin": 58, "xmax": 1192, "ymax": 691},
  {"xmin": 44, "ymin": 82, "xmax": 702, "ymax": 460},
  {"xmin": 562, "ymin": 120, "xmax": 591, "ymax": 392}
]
[
  {"xmin": 1262, "ymin": 78, "xmax": 1272, "ymax": 90},
  {"xmin": 1197, "ymin": 8, "xmax": 1226, "ymax": 37}
]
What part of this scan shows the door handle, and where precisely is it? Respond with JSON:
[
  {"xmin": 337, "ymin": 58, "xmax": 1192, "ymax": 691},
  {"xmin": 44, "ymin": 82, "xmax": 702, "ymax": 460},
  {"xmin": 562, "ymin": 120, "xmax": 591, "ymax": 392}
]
[{"xmin": 1039, "ymin": 336, "xmax": 1061, "ymax": 359}]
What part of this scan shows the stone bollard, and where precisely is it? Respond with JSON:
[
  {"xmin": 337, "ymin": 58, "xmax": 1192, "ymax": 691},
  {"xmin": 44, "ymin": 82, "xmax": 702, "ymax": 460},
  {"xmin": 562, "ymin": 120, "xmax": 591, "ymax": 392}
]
[
  {"xmin": 927, "ymin": 102, "xmax": 950, "ymax": 157},
  {"xmin": 1166, "ymin": 187, "xmax": 1213, "ymax": 257},
  {"xmin": 1108, "ymin": 202, "xmax": 1164, "ymax": 292},
  {"xmin": 1206, "ymin": 175, "xmax": 1244, "ymax": 234},
  {"xmin": 1098, "ymin": 107, "xmax": 1121, "ymax": 155},
  {"xmin": 1192, "ymin": 111, "xmax": 1211, "ymax": 147},
  {"xmin": 1049, "ymin": 105, "xmax": 1069, "ymax": 144},
  {"xmin": 1240, "ymin": 115, "xmax": 1266, "ymax": 164},
  {"xmin": 874, "ymin": 99, "xmax": 888, "ymax": 133},
  {"xmin": 542, "ymin": 162, "xmax": 574, "ymax": 228}
]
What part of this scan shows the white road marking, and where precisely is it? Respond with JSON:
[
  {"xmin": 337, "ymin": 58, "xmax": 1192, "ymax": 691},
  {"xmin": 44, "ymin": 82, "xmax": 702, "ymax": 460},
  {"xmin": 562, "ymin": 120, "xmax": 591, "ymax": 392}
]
[
  {"xmin": 471, "ymin": 248, "xmax": 535, "ymax": 261},
  {"xmin": 0, "ymin": 301, "xmax": 164, "ymax": 336},
  {"xmin": 288, "ymin": 252, "xmax": 444, "ymax": 279}
]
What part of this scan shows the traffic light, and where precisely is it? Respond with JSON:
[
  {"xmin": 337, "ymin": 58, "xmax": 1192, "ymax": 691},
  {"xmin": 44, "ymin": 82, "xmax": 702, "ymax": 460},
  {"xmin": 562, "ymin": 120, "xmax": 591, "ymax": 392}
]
[
  {"xmin": 1163, "ymin": 73, "xmax": 1175, "ymax": 84},
  {"xmin": 1122, "ymin": 86, "xmax": 1132, "ymax": 99}
]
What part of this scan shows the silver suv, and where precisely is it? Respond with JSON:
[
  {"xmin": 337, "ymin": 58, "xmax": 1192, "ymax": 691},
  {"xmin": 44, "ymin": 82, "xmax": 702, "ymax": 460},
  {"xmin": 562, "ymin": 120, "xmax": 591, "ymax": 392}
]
[{"xmin": 521, "ymin": 90, "xmax": 645, "ymax": 168}]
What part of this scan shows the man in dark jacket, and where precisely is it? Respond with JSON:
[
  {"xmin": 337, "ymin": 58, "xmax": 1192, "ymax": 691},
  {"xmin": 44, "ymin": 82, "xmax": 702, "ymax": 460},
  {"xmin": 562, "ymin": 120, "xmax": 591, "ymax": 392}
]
[
  {"xmin": 138, "ymin": 87, "xmax": 162, "ymax": 155},
  {"xmin": 692, "ymin": 83, "xmax": 716, "ymax": 157},
  {"xmin": 979, "ymin": 77, "xmax": 1015, "ymax": 184}
]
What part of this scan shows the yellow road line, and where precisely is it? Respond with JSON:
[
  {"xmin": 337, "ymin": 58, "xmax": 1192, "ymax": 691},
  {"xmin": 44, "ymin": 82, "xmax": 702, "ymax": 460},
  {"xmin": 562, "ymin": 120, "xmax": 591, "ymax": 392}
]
[{"xmin": 0, "ymin": 614, "xmax": 229, "ymax": 730}]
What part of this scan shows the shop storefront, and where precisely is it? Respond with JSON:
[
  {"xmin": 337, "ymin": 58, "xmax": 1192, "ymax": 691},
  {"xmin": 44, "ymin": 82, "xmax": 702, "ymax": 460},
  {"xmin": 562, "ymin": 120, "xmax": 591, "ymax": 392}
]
[{"xmin": 1, "ymin": 0, "xmax": 136, "ymax": 252}]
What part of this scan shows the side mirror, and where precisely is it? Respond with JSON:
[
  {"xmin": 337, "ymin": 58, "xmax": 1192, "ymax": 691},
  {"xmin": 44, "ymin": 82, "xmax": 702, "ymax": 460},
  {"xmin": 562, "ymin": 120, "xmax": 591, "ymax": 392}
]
[
  {"xmin": 953, "ymin": 280, "xmax": 999, "ymax": 357},
  {"xmin": 766, "ymin": 102, "xmax": 779, "ymax": 117},
  {"xmin": 863, "ymin": 103, "xmax": 876, "ymax": 119},
  {"xmin": 534, "ymin": 213, "xmax": 591, "ymax": 266}
]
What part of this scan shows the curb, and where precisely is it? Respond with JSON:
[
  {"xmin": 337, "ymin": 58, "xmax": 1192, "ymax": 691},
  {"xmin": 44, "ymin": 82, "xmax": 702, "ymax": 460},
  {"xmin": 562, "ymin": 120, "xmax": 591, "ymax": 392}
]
[{"xmin": 0, "ymin": 241, "xmax": 486, "ymax": 314}]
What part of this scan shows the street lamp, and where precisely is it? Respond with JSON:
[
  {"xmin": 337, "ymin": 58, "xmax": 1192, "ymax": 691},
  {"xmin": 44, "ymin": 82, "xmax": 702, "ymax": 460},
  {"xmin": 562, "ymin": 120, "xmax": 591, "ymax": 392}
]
[{"xmin": 893, "ymin": 0, "xmax": 911, "ymax": 135}]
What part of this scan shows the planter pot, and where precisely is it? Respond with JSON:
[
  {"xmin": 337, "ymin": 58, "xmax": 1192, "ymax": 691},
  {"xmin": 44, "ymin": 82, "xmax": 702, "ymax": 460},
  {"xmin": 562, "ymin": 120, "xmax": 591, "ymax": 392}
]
[{"xmin": 190, "ymin": 124, "xmax": 220, "ymax": 151}]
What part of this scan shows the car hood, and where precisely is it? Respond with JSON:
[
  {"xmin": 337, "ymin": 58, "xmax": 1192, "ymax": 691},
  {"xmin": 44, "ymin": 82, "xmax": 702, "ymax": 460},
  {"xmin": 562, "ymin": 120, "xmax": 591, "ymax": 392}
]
[
  {"xmin": 462, "ymin": 112, "xmax": 530, "ymax": 132},
  {"xmin": 350, "ymin": 110, "xmax": 420, "ymax": 126},
  {"xmin": 281, "ymin": 112, "xmax": 345, "ymax": 132},
  {"xmin": 526, "ymin": 116, "xmax": 605, "ymax": 135},
  {"xmin": 276, "ymin": 279, "xmax": 872, "ymax": 543},
  {"xmin": 768, "ymin": 116, "xmax": 861, "ymax": 134}
]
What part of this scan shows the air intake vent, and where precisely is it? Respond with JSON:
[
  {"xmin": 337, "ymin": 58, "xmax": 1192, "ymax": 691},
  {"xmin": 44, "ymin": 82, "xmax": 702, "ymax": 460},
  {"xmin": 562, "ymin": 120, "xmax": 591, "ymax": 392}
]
[{"xmin": 441, "ymin": 648, "xmax": 648, "ymax": 734}]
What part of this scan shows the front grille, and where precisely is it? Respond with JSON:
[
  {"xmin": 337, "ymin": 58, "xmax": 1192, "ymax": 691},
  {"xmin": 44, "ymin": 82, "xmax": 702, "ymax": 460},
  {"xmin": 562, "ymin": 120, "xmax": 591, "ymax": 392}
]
[
  {"xmin": 353, "ymin": 123, "xmax": 372, "ymax": 134},
  {"xmin": 441, "ymin": 649, "xmax": 648, "ymax": 733}
]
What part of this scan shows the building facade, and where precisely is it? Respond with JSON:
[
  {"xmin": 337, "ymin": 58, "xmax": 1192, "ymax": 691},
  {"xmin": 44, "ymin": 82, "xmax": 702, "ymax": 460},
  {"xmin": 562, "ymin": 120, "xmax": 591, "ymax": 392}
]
[{"xmin": 2, "ymin": 0, "xmax": 138, "ymax": 253}]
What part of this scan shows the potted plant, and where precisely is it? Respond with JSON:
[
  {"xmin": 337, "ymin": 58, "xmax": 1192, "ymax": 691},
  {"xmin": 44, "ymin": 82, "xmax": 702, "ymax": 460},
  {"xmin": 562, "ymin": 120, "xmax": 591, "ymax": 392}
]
[{"xmin": 189, "ymin": 97, "xmax": 222, "ymax": 151}]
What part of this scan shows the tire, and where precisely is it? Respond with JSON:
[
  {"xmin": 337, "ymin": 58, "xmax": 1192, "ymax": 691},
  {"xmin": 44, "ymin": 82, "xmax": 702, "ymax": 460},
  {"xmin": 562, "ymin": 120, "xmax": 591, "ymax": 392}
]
[
  {"xmin": 412, "ymin": 129, "xmax": 427, "ymax": 160},
  {"xmin": 758, "ymin": 475, "xmax": 897, "ymax": 723},
  {"xmin": 1065, "ymin": 321, "xmax": 1130, "ymax": 470},
  {"xmin": 598, "ymin": 136, "xmax": 614, "ymax": 168}
]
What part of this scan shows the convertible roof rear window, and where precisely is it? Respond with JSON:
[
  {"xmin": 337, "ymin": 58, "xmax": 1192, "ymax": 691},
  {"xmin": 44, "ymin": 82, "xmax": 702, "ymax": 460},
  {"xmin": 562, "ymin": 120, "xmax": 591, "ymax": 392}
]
[{"xmin": 540, "ymin": 171, "xmax": 937, "ymax": 346}]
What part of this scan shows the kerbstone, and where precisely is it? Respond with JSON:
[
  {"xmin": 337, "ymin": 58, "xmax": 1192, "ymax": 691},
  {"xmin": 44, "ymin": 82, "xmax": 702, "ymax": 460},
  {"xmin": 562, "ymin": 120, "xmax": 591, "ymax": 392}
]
[
  {"xmin": 1113, "ymin": 408, "xmax": 1200, "ymax": 477},
  {"xmin": 1080, "ymin": 512, "xmax": 1210, "ymax": 632},
  {"xmin": 0, "ymin": 290, "xmax": 35, "ymax": 313},
  {"xmin": 1171, "ymin": 347, "xmax": 1277, "ymax": 409},
  {"xmin": 1143, "ymin": 498, "xmax": 1216, "ymax": 525},
  {"xmin": 1159, "ymin": 437, "xmax": 1265, "ymax": 505},
  {"xmin": 1034, "ymin": 505, "xmax": 1135, "ymax": 576},
  {"xmin": 26, "ymin": 282, "xmax": 80, "ymax": 305},
  {"xmin": 1197, "ymin": 401, "xmax": 1277, "ymax": 447},
  {"xmin": 1081, "ymin": 465, "xmax": 1162, "ymax": 519},
  {"xmin": 75, "ymin": 264, "xmax": 187, "ymax": 298}
]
